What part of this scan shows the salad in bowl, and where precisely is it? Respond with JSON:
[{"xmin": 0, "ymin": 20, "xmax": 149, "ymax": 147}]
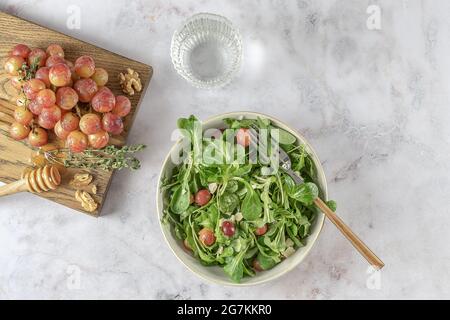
[{"xmin": 158, "ymin": 112, "xmax": 332, "ymax": 285}]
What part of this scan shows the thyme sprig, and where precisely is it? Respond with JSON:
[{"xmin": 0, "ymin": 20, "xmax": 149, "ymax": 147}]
[
  {"xmin": 44, "ymin": 144, "xmax": 146, "ymax": 171},
  {"xmin": 18, "ymin": 58, "xmax": 40, "ymax": 82}
]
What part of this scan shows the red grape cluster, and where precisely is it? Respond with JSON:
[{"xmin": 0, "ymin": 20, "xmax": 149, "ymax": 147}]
[{"xmin": 4, "ymin": 43, "xmax": 132, "ymax": 153}]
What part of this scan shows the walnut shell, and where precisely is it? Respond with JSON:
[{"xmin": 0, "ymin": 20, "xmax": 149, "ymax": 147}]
[
  {"xmin": 75, "ymin": 190, "xmax": 98, "ymax": 212},
  {"xmin": 118, "ymin": 68, "xmax": 142, "ymax": 96},
  {"xmin": 70, "ymin": 173, "xmax": 93, "ymax": 187}
]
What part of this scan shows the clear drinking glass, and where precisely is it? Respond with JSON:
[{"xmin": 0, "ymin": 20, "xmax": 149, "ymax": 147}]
[{"xmin": 170, "ymin": 13, "xmax": 242, "ymax": 89}]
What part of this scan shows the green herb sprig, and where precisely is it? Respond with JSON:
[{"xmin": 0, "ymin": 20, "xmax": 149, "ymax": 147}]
[
  {"xmin": 18, "ymin": 58, "xmax": 40, "ymax": 82},
  {"xmin": 44, "ymin": 144, "xmax": 146, "ymax": 171}
]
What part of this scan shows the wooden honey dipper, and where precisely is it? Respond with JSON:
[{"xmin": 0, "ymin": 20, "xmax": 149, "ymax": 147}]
[{"xmin": 0, "ymin": 165, "xmax": 61, "ymax": 197}]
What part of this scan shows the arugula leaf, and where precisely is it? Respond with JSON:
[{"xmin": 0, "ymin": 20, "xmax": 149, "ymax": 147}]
[
  {"xmin": 177, "ymin": 116, "xmax": 202, "ymax": 164},
  {"xmin": 223, "ymin": 118, "xmax": 256, "ymax": 129},
  {"xmin": 241, "ymin": 188, "xmax": 263, "ymax": 221},
  {"xmin": 203, "ymin": 139, "xmax": 226, "ymax": 165},
  {"xmin": 256, "ymin": 253, "xmax": 278, "ymax": 270},
  {"xmin": 224, "ymin": 244, "xmax": 248, "ymax": 282},
  {"xmin": 277, "ymin": 128, "xmax": 296, "ymax": 145},
  {"xmin": 282, "ymin": 174, "xmax": 295, "ymax": 193},
  {"xmin": 263, "ymin": 220, "xmax": 286, "ymax": 253},
  {"xmin": 198, "ymin": 165, "xmax": 221, "ymax": 185},
  {"xmin": 224, "ymin": 180, "xmax": 239, "ymax": 193},
  {"xmin": 256, "ymin": 117, "xmax": 270, "ymax": 129},
  {"xmin": 230, "ymin": 163, "xmax": 252, "ymax": 177},
  {"xmin": 195, "ymin": 205, "xmax": 219, "ymax": 229},
  {"xmin": 288, "ymin": 182, "xmax": 319, "ymax": 205},
  {"xmin": 297, "ymin": 214, "xmax": 311, "ymax": 237},
  {"xmin": 286, "ymin": 224, "xmax": 302, "ymax": 247},
  {"xmin": 261, "ymin": 177, "xmax": 275, "ymax": 223},
  {"xmin": 326, "ymin": 200, "xmax": 337, "ymax": 212},
  {"xmin": 219, "ymin": 193, "xmax": 240, "ymax": 214},
  {"xmin": 180, "ymin": 205, "xmax": 196, "ymax": 221},
  {"xmin": 170, "ymin": 185, "xmax": 191, "ymax": 214}
]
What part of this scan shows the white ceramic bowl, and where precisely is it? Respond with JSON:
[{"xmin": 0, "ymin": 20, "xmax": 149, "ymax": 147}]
[{"xmin": 157, "ymin": 112, "xmax": 327, "ymax": 286}]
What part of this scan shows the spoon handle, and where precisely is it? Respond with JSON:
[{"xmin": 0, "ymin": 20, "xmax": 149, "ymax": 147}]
[
  {"xmin": 284, "ymin": 168, "xmax": 384, "ymax": 269},
  {"xmin": 314, "ymin": 197, "xmax": 385, "ymax": 269},
  {"xmin": 0, "ymin": 179, "xmax": 28, "ymax": 197}
]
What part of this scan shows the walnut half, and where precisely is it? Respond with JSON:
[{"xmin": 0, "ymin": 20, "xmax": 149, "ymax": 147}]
[
  {"xmin": 118, "ymin": 68, "xmax": 142, "ymax": 96},
  {"xmin": 75, "ymin": 190, "xmax": 98, "ymax": 213},
  {"xmin": 70, "ymin": 172, "xmax": 93, "ymax": 187}
]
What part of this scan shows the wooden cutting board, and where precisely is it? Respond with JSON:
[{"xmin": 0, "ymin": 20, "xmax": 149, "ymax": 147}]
[{"xmin": 0, "ymin": 11, "xmax": 153, "ymax": 216}]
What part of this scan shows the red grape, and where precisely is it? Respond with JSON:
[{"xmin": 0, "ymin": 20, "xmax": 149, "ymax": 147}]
[
  {"xmin": 35, "ymin": 89, "xmax": 56, "ymax": 108},
  {"xmin": 35, "ymin": 67, "xmax": 51, "ymax": 88},
  {"xmin": 28, "ymin": 100, "xmax": 43, "ymax": 115},
  {"xmin": 4, "ymin": 55, "xmax": 25, "ymax": 75},
  {"xmin": 46, "ymin": 44, "xmax": 64, "ymax": 58},
  {"xmin": 28, "ymin": 127, "xmax": 48, "ymax": 147},
  {"xmin": 23, "ymin": 79, "xmax": 46, "ymax": 100},
  {"xmin": 40, "ymin": 104, "xmax": 61, "ymax": 124},
  {"xmin": 252, "ymin": 259, "xmax": 263, "ymax": 272},
  {"xmin": 91, "ymin": 87, "xmax": 115, "ymax": 113},
  {"xmin": 9, "ymin": 122, "xmax": 30, "ymax": 140},
  {"xmin": 14, "ymin": 106, "xmax": 33, "ymax": 126},
  {"xmin": 28, "ymin": 48, "xmax": 47, "ymax": 67},
  {"xmin": 88, "ymin": 130, "xmax": 109, "ymax": 149},
  {"xmin": 45, "ymin": 55, "xmax": 66, "ymax": 68},
  {"xmin": 55, "ymin": 87, "xmax": 79, "ymax": 110},
  {"xmin": 73, "ymin": 78, "xmax": 98, "ymax": 103},
  {"xmin": 38, "ymin": 114, "xmax": 56, "ymax": 129},
  {"xmin": 11, "ymin": 44, "xmax": 31, "ymax": 59},
  {"xmin": 91, "ymin": 67, "xmax": 108, "ymax": 86},
  {"xmin": 195, "ymin": 189, "xmax": 211, "ymax": 206},
  {"xmin": 79, "ymin": 113, "xmax": 101, "ymax": 135},
  {"xmin": 183, "ymin": 239, "xmax": 192, "ymax": 251},
  {"xmin": 60, "ymin": 112, "xmax": 79, "ymax": 131},
  {"xmin": 54, "ymin": 121, "xmax": 70, "ymax": 140},
  {"xmin": 74, "ymin": 55, "xmax": 95, "ymax": 78},
  {"xmin": 236, "ymin": 128, "xmax": 251, "ymax": 147},
  {"xmin": 102, "ymin": 113, "xmax": 123, "ymax": 135},
  {"xmin": 66, "ymin": 130, "xmax": 88, "ymax": 153},
  {"xmin": 221, "ymin": 220, "xmax": 236, "ymax": 237},
  {"xmin": 198, "ymin": 228, "xmax": 216, "ymax": 246},
  {"xmin": 254, "ymin": 224, "xmax": 268, "ymax": 236},
  {"xmin": 49, "ymin": 63, "xmax": 71, "ymax": 87},
  {"xmin": 112, "ymin": 95, "xmax": 131, "ymax": 117}
]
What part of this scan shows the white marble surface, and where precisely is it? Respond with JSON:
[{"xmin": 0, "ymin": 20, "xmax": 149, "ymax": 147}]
[{"xmin": 0, "ymin": 0, "xmax": 449, "ymax": 299}]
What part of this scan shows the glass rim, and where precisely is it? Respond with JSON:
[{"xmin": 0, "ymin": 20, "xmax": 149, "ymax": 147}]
[{"xmin": 170, "ymin": 12, "xmax": 243, "ymax": 89}]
